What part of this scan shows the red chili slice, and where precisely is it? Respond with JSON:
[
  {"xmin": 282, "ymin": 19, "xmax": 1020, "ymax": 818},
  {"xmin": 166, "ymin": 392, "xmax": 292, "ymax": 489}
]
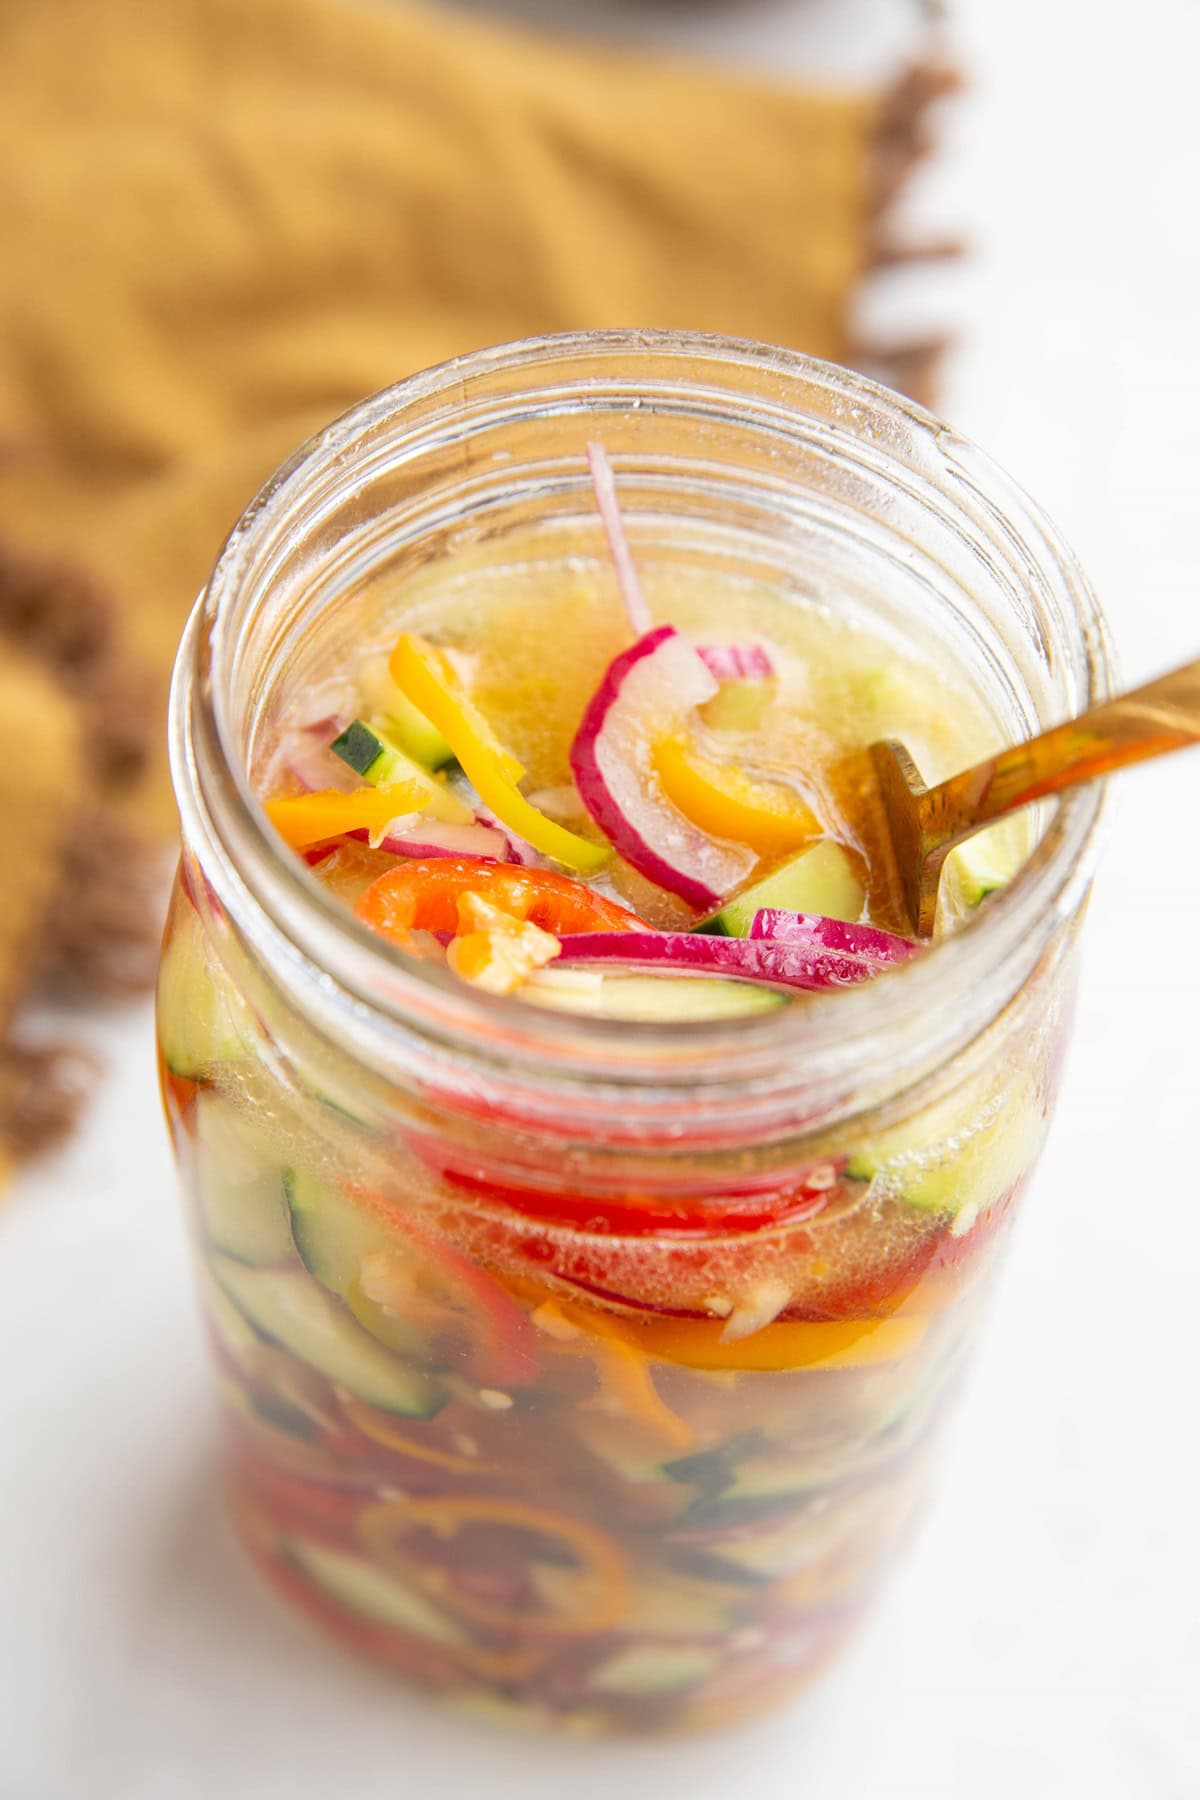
[
  {"xmin": 355, "ymin": 857, "xmax": 642, "ymax": 948},
  {"xmin": 234, "ymin": 1457, "xmax": 367, "ymax": 1551},
  {"xmin": 428, "ymin": 1161, "xmax": 839, "ymax": 1239}
]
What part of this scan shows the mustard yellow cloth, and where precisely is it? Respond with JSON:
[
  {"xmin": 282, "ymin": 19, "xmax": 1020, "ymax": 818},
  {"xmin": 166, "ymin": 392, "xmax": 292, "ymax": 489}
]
[{"xmin": 0, "ymin": 0, "xmax": 945, "ymax": 1169}]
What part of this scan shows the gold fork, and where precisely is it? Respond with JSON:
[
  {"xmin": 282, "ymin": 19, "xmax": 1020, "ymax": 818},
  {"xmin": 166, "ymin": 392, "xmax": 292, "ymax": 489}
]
[{"xmin": 868, "ymin": 657, "xmax": 1200, "ymax": 937}]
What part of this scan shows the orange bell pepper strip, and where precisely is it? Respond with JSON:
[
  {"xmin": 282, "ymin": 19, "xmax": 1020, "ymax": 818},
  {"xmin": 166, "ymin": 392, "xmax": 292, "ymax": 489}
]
[
  {"xmin": 533, "ymin": 1300, "xmax": 695, "ymax": 1451},
  {"xmin": 264, "ymin": 783, "xmax": 427, "ymax": 850},
  {"xmin": 339, "ymin": 1397, "xmax": 498, "ymax": 1475},
  {"xmin": 358, "ymin": 1494, "xmax": 632, "ymax": 1636},
  {"xmin": 653, "ymin": 736, "xmax": 821, "ymax": 858},
  {"xmin": 390, "ymin": 634, "xmax": 610, "ymax": 872}
]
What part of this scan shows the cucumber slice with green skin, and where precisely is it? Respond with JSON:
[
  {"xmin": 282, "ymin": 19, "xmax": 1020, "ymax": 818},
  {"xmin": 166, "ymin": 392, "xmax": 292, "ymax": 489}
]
[
  {"xmin": 331, "ymin": 713, "xmax": 456, "ymax": 790},
  {"xmin": 588, "ymin": 1645, "xmax": 719, "ymax": 1696},
  {"xmin": 522, "ymin": 969, "xmax": 785, "ymax": 1022},
  {"xmin": 680, "ymin": 1440, "xmax": 820, "ymax": 1526},
  {"xmin": 717, "ymin": 1450, "xmax": 814, "ymax": 1505},
  {"xmin": 662, "ymin": 1429, "xmax": 770, "ymax": 1492},
  {"xmin": 195, "ymin": 1095, "xmax": 294, "ymax": 1266},
  {"xmin": 680, "ymin": 1485, "xmax": 812, "ymax": 1531},
  {"xmin": 383, "ymin": 693, "xmax": 457, "ymax": 771},
  {"xmin": 571, "ymin": 1415, "xmax": 699, "ymax": 1491},
  {"xmin": 286, "ymin": 1169, "xmax": 396, "ymax": 1297},
  {"xmin": 210, "ymin": 1256, "xmax": 445, "ymax": 1417},
  {"xmin": 329, "ymin": 719, "xmax": 396, "ymax": 781},
  {"xmin": 665, "ymin": 1546, "xmax": 772, "ymax": 1590},
  {"xmin": 286, "ymin": 1540, "xmax": 470, "ymax": 1648},
  {"xmin": 676, "ymin": 1522, "xmax": 815, "ymax": 1583},
  {"xmin": 700, "ymin": 678, "xmax": 773, "ymax": 734},
  {"xmin": 529, "ymin": 1560, "xmax": 733, "ymax": 1640},
  {"xmin": 355, "ymin": 657, "xmax": 457, "ymax": 770},
  {"xmin": 621, "ymin": 1573, "xmax": 737, "ymax": 1640},
  {"xmin": 938, "ymin": 817, "xmax": 1028, "ymax": 921},
  {"xmin": 251, "ymin": 1393, "xmax": 319, "ymax": 1439},
  {"xmin": 847, "ymin": 1082, "xmax": 1046, "ymax": 1219},
  {"xmin": 698, "ymin": 840, "xmax": 866, "ymax": 937},
  {"xmin": 157, "ymin": 904, "xmax": 255, "ymax": 1077},
  {"xmin": 196, "ymin": 1265, "xmax": 264, "ymax": 1365},
  {"xmin": 328, "ymin": 716, "xmax": 468, "ymax": 823}
]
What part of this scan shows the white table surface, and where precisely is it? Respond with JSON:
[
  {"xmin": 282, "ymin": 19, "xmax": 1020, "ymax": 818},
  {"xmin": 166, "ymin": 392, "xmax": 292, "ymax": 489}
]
[{"xmin": 3, "ymin": 2, "xmax": 1199, "ymax": 1796}]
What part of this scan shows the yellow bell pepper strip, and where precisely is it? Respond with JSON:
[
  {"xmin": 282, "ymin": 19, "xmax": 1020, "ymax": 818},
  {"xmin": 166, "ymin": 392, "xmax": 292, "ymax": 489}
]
[
  {"xmin": 653, "ymin": 735, "xmax": 821, "ymax": 859},
  {"xmin": 358, "ymin": 1494, "xmax": 632, "ymax": 1636},
  {"xmin": 339, "ymin": 1396, "xmax": 498, "ymax": 1475},
  {"xmin": 508, "ymin": 1269, "xmax": 927, "ymax": 1374},
  {"xmin": 393, "ymin": 637, "xmax": 524, "ymax": 784},
  {"xmin": 532, "ymin": 1300, "xmax": 695, "ymax": 1451},
  {"xmin": 390, "ymin": 634, "xmax": 610, "ymax": 872},
  {"xmin": 619, "ymin": 1308, "xmax": 928, "ymax": 1373},
  {"xmin": 265, "ymin": 783, "xmax": 427, "ymax": 850}
]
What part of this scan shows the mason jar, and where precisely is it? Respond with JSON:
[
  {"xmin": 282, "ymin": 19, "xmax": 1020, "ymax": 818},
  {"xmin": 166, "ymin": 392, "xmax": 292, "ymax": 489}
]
[{"xmin": 158, "ymin": 331, "xmax": 1111, "ymax": 1736}]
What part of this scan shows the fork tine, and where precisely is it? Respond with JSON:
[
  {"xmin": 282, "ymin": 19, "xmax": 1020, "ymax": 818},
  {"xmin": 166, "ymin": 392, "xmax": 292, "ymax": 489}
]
[{"xmin": 868, "ymin": 740, "xmax": 937, "ymax": 938}]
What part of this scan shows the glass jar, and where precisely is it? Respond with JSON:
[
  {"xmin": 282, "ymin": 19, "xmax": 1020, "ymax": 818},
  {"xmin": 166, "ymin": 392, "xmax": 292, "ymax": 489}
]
[{"xmin": 159, "ymin": 331, "xmax": 1111, "ymax": 1736}]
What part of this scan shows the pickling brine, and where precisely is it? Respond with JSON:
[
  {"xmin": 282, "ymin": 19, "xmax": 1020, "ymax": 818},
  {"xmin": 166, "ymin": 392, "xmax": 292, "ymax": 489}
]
[{"xmin": 160, "ymin": 336, "xmax": 1109, "ymax": 1734}]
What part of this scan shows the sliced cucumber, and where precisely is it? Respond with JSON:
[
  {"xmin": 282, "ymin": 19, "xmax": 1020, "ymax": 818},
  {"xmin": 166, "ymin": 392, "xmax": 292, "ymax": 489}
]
[
  {"xmin": 195, "ymin": 1094, "xmax": 294, "ymax": 1266},
  {"xmin": 700, "ymin": 678, "xmax": 774, "ymax": 734},
  {"xmin": 572, "ymin": 1414, "xmax": 688, "ymax": 1488},
  {"xmin": 385, "ymin": 694, "xmax": 456, "ymax": 771},
  {"xmin": 719, "ymin": 1450, "xmax": 812, "ymax": 1505},
  {"xmin": 355, "ymin": 656, "xmax": 457, "ymax": 770},
  {"xmin": 522, "ymin": 968, "xmax": 784, "ymax": 1022},
  {"xmin": 699, "ymin": 840, "xmax": 866, "ymax": 937},
  {"xmin": 329, "ymin": 717, "xmax": 465, "ymax": 822},
  {"xmin": 847, "ymin": 1080, "xmax": 1047, "ymax": 1218},
  {"xmin": 196, "ymin": 1265, "xmax": 263, "ymax": 1365},
  {"xmin": 662, "ymin": 1429, "xmax": 770, "ymax": 1491},
  {"xmin": 286, "ymin": 1168, "xmax": 394, "ymax": 1297},
  {"xmin": 665, "ymin": 1546, "xmax": 770, "ymax": 1590},
  {"xmin": 684, "ymin": 1521, "xmax": 814, "ymax": 1582},
  {"xmin": 830, "ymin": 662, "xmax": 931, "ymax": 739},
  {"xmin": 157, "ymin": 904, "xmax": 255, "ymax": 1077},
  {"xmin": 211, "ymin": 1256, "xmax": 445, "ymax": 1416},
  {"xmin": 683, "ymin": 1447, "xmax": 816, "ymax": 1519},
  {"xmin": 250, "ymin": 1393, "xmax": 319, "ymax": 1439},
  {"xmin": 681, "ymin": 1481, "xmax": 811, "ymax": 1531},
  {"xmin": 330, "ymin": 719, "xmax": 398, "ymax": 781},
  {"xmin": 938, "ymin": 817, "xmax": 1029, "ymax": 926},
  {"xmin": 287, "ymin": 1540, "xmax": 470, "ymax": 1648},
  {"xmin": 588, "ymin": 1644, "xmax": 718, "ymax": 1696},
  {"xmin": 621, "ymin": 1572, "xmax": 735, "ymax": 1640}
]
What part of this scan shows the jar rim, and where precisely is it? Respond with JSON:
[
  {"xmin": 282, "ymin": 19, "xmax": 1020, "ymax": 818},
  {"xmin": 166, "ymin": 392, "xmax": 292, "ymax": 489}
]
[{"xmin": 172, "ymin": 329, "xmax": 1113, "ymax": 1125}]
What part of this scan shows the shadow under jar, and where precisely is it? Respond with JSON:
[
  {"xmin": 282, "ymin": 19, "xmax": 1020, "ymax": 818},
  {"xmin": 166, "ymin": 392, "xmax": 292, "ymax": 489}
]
[{"xmin": 158, "ymin": 331, "xmax": 1112, "ymax": 1736}]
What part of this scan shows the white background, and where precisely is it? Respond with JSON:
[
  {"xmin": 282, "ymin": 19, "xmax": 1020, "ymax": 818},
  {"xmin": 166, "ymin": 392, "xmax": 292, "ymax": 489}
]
[{"xmin": 2, "ymin": 2, "xmax": 1198, "ymax": 1796}]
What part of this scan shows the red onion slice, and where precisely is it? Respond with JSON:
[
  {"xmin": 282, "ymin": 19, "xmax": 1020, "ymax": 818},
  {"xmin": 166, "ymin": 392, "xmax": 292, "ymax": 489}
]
[
  {"xmin": 697, "ymin": 644, "xmax": 775, "ymax": 683},
  {"xmin": 347, "ymin": 820, "xmax": 518, "ymax": 862},
  {"xmin": 554, "ymin": 930, "xmax": 906, "ymax": 993},
  {"xmin": 749, "ymin": 909, "xmax": 917, "ymax": 969},
  {"xmin": 587, "ymin": 442, "xmax": 653, "ymax": 637},
  {"xmin": 569, "ymin": 626, "xmax": 757, "ymax": 911},
  {"xmin": 261, "ymin": 728, "xmax": 353, "ymax": 797},
  {"xmin": 472, "ymin": 803, "xmax": 542, "ymax": 867}
]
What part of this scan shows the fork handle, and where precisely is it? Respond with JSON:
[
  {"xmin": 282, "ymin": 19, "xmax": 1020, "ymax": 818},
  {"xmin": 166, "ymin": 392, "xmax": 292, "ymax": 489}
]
[{"xmin": 918, "ymin": 657, "xmax": 1200, "ymax": 848}]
